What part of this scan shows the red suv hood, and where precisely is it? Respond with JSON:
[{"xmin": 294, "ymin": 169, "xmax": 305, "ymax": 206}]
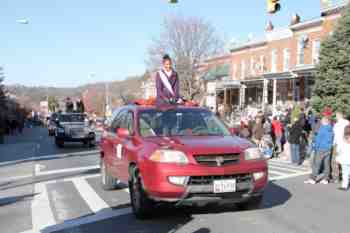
[{"xmin": 143, "ymin": 136, "xmax": 253, "ymax": 155}]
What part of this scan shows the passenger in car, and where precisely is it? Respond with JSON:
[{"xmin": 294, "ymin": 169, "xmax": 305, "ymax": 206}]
[{"xmin": 155, "ymin": 54, "xmax": 182, "ymax": 105}]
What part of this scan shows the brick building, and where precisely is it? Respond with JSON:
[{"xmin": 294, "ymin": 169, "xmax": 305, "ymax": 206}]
[{"xmin": 204, "ymin": 0, "xmax": 349, "ymax": 115}]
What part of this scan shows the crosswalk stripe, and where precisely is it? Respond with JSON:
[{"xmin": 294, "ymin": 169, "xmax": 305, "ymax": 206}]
[
  {"xmin": 269, "ymin": 161, "xmax": 309, "ymax": 171},
  {"xmin": 268, "ymin": 170, "xmax": 287, "ymax": 176},
  {"xmin": 269, "ymin": 164, "xmax": 307, "ymax": 173},
  {"xmin": 37, "ymin": 165, "xmax": 99, "ymax": 176},
  {"xmin": 32, "ymin": 182, "xmax": 56, "ymax": 233},
  {"xmin": 72, "ymin": 177, "xmax": 110, "ymax": 213},
  {"xmin": 269, "ymin": 171, "xmax": 311, "ymax": 181}
]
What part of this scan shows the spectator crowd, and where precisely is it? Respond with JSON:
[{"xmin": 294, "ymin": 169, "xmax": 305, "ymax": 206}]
[{"xmin": 231, "ymin": 104, "xmax": 350, "ymax": 191}]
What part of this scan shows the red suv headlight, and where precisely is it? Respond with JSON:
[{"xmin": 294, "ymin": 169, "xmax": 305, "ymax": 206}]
[{"xmin": 149, "ymin": 149, "xmax": 189, "ymax": 165}]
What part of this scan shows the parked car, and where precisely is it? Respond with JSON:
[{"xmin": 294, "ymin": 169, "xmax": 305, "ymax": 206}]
[
  {"xmin": 54, "ymin": 113, "xmax": 95, "ymax": 148},
  {"xmin": 99, "ymin": 104, "xmax": 268, "ymax": 219}
]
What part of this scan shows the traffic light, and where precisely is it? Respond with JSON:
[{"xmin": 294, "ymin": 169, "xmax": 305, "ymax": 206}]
[
  {"xmin": 168, "ymin": 0, "xmax": 178, "ymax": 3},
  {"xmin": 267, "ymin": 0, "xmax": 281, "ymax": 14}
]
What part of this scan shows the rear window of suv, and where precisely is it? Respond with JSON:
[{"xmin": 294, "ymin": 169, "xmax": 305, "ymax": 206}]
[
  {"xmin": 59, "ymin": 114, "xmax": 85, "ymax": 122},
  {"xmin": 138, "ymin": 108, "xmax": 230, "ymax": 137}
]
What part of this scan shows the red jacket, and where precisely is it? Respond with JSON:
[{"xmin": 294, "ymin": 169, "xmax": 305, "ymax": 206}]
[{"xmin": 272, "ymin": 120, "xmax": 283, "ymax": 137}]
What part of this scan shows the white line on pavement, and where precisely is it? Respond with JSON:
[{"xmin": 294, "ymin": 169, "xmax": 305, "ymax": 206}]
[
  {"xmin": 72, "ymin": 177, "xmax": 110, "ymax": 213},
  {"xmin": 268, "ymin": 170, "xmax": 288, "ymax": 176},
  {"xmin": 34, "ymin": 164, "xmax": 41, "ymax": 175},
  {"xmin": 0, "ymin": 174, "xmax": 33, "ymax": 183},
  {"xmin": 0, "ymin": 150, "xmax": 99, "ymax": 167},
  {"xmin": 32, "ymin": 182, "xmax": 56, "ymax": 233},
  {"xmin": 269, "ymin": 171, "xmax": 311, "ymax": 181},
  {"xmin": 37, "ymin": 165, "xmax": 99, "ymax": 176},
  {"xmin": 269, "ymin": 164, "xmax": 309, "ymax": 173},
  {"xmin": 269, "ymin": 161, "xmax": 309, "ymax": 171},
  {"xmin": 41, "ymin": 207, "xmax": 132, "ymax": 233},
  {"xmin": 19, "ymin": 230, "xmax": 33, "ymax": 233}
]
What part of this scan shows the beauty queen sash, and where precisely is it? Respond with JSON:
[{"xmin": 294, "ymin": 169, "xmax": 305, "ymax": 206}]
[{"xmin": 158, "ymin": 70, "xmax": 175, "ymax": 96}]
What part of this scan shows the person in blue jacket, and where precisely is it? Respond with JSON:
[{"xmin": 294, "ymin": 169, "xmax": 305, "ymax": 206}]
[{"xmin": 304, "ymin": 116, "xmax": 334, "ymax": 184}]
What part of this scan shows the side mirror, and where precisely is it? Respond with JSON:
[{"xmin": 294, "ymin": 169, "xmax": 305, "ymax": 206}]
[{"xmin": 116, "ymin": 128, "xmax": 130, "ymax": 138}]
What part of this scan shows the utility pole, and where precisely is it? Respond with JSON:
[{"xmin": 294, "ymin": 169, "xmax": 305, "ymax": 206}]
[{"xmin": 105, "ymin": 82, "xmax": 112, "ymax": 119}]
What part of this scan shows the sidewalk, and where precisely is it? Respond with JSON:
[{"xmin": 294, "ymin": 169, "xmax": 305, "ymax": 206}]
[{"xmin": 0, "ymin": 127, "xmax": 41, "ymax": 164}]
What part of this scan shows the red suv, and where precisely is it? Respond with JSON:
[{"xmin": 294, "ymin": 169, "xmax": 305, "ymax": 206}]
[{"xmin": 100, "ymin": 104, "xmax": 268, "ymax": 218}]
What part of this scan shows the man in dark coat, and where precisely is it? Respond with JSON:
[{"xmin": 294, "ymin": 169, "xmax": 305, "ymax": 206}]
[{"xmin": 288, "ymin": 117, "xmax": 304, "ymax": 165}]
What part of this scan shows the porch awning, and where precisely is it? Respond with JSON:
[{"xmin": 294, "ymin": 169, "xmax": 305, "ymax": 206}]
[
  {"xmin": 202, "ymin": 63, "xmax": 230, "ymax": 81},
  {"xmin": 291, "ymin": 64, "xmax": 316, "ymax": 76},
  {"xmin": 216, "ymin": 80, "xmax": 241, "ymax": 90}
]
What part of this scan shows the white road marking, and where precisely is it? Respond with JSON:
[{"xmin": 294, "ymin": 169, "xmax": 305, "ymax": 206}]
[
  {"xmin": 268, "ymin": 170, "xmax": 287, "ymax": 176},
  {"xmin": 19, "ymin": 230, "xmax": 33, "ymax": 233},
  {"xmin": 269, "ymin": 164, "xmax": 308, "ymax": 173},
  {"xmin": 0, "ymin": 150, "xmax": 99, "ymax": 167},
  {"xmin": 34, "ymin": 164, "xmax": 41, "ymax": 175},
  {"xmin": 31, "ymin": 182, "xmax": 56, "ymax": 233},
  {"xmin": 72, "ymin": 177, "xmax": 110, "ymax": 213},
  {"xmin": 269, "ymin": 161, "xmax": 310, "ymax": 171},
  {"xmin": 41, "ymin": 207, "xmax": 132, "ymax": 233},
  {"xmin": 37, "ymin": 165, "xmax": 99, "ymax": 176},
  {"xmin": 269, "ymin": 171, "xmax": 311, "ymax": 181},
  {"xmin": 0, "ymin": 174, "xmax": 33, "ymax": 183}
]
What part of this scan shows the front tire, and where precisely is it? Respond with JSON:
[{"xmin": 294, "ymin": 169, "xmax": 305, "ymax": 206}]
[
  {"xmin": 101, "ymin": 159, "xmax": 118, "ymax": 190},
  {"xmin": 129, "ymin": 166, "xmax": 155, "ymax": 219}
]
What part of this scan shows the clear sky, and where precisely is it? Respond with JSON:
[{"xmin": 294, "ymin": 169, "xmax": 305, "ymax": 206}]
[{"xmin": 1, "ymin": 0, "xmax": 320, "ymax": 87}]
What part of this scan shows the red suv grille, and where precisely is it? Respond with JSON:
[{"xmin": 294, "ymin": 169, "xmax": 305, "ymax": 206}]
[
  {"xmin": 194, "ymin": 153, "xmax": 240, "ymax": 166},
  {"xmin": 188, "ymin": 174, "xmax": 252, "ymax": 186}
]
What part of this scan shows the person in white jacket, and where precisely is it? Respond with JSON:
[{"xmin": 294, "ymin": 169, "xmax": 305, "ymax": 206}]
[
  {"xmin": 336, "ymin": 125, "xmax": 350, "ymax": 190},
  {"xmin": 332, "ymin": 111, "xmax": 349, "ymax": 182}
]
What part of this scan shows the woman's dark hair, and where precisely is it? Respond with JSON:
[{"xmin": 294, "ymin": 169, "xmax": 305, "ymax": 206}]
[{"xmin": 162, "ymin": 54, "xmax": 171, "ymax": 63}]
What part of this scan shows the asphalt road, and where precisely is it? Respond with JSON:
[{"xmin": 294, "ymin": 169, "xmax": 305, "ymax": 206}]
[{"xmin": 0, "ymin": 127, "xmax": 349, "ymax": 233}]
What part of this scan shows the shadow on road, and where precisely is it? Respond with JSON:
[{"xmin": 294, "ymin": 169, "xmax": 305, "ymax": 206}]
[{"xmin": 41, "ymin": 182, "xmax": 291, "ymax": 233}]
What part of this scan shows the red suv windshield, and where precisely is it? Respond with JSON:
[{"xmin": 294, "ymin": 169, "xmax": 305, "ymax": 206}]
[{"xmin": 138, "ymin": 108, "xmax": 230, "ymax": 137}]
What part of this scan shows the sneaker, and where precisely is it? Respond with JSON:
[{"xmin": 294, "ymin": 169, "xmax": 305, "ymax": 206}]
[
  {"xmin": 320, "ymin": 179, "xmax": 329, "ymax": 185},
  {"xmin": 304, "ymin": 179, "xmax": 316, "ymax": 184}
]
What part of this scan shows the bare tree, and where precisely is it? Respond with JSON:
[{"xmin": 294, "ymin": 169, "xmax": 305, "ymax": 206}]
[{"xmin": 147, "ymin": 15, "xmax": 223, "ymax": 100}]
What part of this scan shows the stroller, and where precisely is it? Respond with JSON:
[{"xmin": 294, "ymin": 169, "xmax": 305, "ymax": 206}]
[{"xmin": 259, "ymin": 134, "xmax": 275, "ymax": 159}]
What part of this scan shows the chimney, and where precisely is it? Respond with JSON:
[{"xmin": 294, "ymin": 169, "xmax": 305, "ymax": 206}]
[
  {"xmin": 290, "ymin": 13, "xmax": 301, "ymax": 25},
  {"xmin": 265, "ymin": 21, "xmax": 274, "ymax": 32}
]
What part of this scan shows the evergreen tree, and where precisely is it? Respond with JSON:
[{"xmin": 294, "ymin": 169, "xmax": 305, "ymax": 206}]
[{"xmin": 312, "ymin": 6, "xmax": 350, "ymax": 118}]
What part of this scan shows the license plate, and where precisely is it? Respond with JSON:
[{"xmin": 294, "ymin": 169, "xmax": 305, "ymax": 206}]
[{"xmin": 213, "ymin": 179, "xmax": 236, "ymax": 193}]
